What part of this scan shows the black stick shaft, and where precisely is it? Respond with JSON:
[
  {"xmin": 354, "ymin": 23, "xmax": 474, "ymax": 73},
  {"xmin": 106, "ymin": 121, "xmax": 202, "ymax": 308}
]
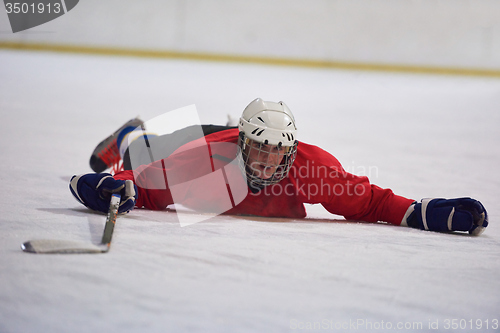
[{"xmin": 101, "ymin": 193, "xmax": 121, "ymax": 246}]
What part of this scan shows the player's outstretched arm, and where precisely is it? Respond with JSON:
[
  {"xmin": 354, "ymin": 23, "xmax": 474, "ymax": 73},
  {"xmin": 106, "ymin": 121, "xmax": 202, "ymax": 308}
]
[
  {"xmin": 401, "ymin": 198, "xmax": 488, "ymax": 236},
  {"xmin": 69, "ymin": 173, "xmax": 137, "ymax": 214}
]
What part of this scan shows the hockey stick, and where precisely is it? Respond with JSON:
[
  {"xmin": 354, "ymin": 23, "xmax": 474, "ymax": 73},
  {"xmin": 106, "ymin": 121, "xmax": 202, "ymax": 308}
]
[{"xmin": 21, "ymin": 193, "xmax": 121, "ymax": 254}]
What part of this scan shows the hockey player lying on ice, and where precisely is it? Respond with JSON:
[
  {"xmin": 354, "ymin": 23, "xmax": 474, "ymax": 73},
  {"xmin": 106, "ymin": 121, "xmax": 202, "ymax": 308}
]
[{"xmin": 70, "ymin": 98, "xmax": 488, "ymax": 235}]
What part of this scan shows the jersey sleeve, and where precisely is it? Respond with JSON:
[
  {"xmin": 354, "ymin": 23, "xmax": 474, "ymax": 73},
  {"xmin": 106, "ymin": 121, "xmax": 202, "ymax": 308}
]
[
  {"xmin": 114, "ymin": 161, "xmax": 174, "ymax": 210},
  {"xmin": 291, "ymin": 142, "xmax": 414, "ymax": 225},
  {"xmin": 113, "ymin": 128, "xmax": 242, "ymax": 211},
  {"xmin": 113, "ymin": 139, "xmax": 211, "ymax": 211}
]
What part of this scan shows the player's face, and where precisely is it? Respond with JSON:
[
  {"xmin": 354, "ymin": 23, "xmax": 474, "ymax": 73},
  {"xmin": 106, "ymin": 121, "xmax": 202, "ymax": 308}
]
[{"xmin": 246, "ymin": 141, "xmax": 286, "ymax": 179}]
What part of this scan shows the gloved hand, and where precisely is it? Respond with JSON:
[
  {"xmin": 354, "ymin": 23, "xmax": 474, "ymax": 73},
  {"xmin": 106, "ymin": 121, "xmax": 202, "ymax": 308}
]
[
  {"xmin": 402, "ymin": 198, "xmax": 488, "ymax": 236},
  {"xmin": 69, "ymin": 173, "xmax": 137, "ymax": 214}
]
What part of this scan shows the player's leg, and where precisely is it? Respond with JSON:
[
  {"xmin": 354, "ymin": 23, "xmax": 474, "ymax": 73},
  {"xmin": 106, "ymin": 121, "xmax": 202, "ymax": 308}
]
[
  {"xmin": 89, "ymin": 118, "xmax": 144, "ymax": 173},
  {"xmin": 90, "ymin": 116, "xmax": 236, "ymax": 173},
  {"xmin": 122, "ymin": 124, "xmax": 236, "ymax": 170}
]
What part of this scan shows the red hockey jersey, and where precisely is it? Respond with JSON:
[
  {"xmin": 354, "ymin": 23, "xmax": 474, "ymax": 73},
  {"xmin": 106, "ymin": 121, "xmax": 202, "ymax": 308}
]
[{"xmin": 114, "ymin": 128, "xmax": 414, "ymax": 225}]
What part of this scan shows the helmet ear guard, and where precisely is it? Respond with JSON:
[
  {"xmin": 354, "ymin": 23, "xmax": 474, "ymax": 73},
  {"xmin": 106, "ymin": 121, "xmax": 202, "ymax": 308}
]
[{"xmin": 237, "ymin": 98, "xmax": 299, "ymax": 191}]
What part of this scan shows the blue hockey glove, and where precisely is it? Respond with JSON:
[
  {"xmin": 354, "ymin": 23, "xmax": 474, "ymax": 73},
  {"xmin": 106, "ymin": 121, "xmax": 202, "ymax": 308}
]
[
  {"xmin": 402, "ymin": 198, "xmax": 488, "ymax": 236},
  {"xmin": 69, "ymin": 173, "xmax": 137, "ymax": 214}
]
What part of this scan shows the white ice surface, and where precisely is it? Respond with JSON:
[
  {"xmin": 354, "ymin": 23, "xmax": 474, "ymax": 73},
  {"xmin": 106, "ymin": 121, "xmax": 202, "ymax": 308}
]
[{"xmin": 0, "ymin": 50, "xmax": 499, "ymax": 333}]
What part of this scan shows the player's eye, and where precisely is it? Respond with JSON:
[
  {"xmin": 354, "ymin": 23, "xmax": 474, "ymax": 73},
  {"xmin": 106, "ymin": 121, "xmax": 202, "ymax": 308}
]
[{"xmin": 251, "ymin": 142, "xmax": 262, "ymax": 149}]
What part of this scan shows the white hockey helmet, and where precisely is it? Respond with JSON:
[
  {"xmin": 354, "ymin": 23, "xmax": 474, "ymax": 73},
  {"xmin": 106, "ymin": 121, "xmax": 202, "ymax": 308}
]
[
  {"xmin": 237, "ymin": 98, "xmax": 298, "ymax": 191},
  {"xmin": 238, "ymin": 98, "xmax": 297, "ymax": 146}
]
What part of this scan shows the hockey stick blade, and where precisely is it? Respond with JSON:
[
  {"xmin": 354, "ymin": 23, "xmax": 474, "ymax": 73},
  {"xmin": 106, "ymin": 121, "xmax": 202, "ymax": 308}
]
[
  {"xmin": 21, "ymin": 193, "xmax": 121, "ymax": 254},
  {"xmin": 21, "ymin": 239, "xmax": 109, "ymax": 254}
]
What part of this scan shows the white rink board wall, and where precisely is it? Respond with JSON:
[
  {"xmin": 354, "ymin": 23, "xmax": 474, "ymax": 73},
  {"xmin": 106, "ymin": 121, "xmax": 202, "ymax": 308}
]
[{"xmin": 0, "ymin": 0, "xmax": 500, "ymax": 70}]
